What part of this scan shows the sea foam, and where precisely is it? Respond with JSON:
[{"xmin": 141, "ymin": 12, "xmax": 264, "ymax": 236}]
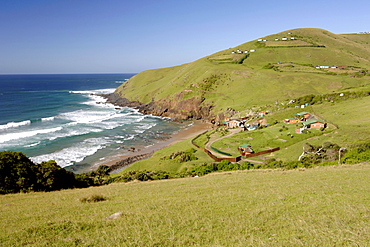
[
  {"xmin": 41, "ymin": 116, "xmax": 55, "ymax": 122},
  {"xmin": 0, "ymin": 120, "xmax": 31, "ymax": 130},
  {"xmin": 0, "ymin": 127, "xmax": 63, "ymax": 143},
  {"xmin": 30, "ymin": 137, "xmax": 110, "ymax": 167}
]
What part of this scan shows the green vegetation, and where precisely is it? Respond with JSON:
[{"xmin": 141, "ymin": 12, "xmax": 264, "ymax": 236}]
[
  {"xmin": 160, "ymin": 148, "xmax": 198, "ymax": 163},
  {"xmin": 1, "ymin": 165, "xmax": 370, "ymax": 246},
  {"xmin": 342, "ymin": 143, "xmax": 370, "ymax": 164},
  {"xmin": 0, "ymin": 151, "xmax": 111, "ymax": 194},
  {"xmin": 80, "ymin": 194, "xmax": 108, "ymax": 203}
]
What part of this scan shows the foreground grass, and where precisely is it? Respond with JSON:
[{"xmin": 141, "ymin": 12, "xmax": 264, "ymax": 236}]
[{"xmin": 1, "ymin": 164, "xmax": 370, "ymax": 246}]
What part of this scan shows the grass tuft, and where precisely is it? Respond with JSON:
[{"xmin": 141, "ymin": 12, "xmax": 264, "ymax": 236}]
[{"xmin": 80, "ymin": 194, "xmax": 107, "ymax": 203}]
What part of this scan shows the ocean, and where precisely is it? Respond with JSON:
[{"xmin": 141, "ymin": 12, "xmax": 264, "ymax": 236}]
[{"xmin": 0, "ymin": 74, "xmax": 187, "ymax": 171}]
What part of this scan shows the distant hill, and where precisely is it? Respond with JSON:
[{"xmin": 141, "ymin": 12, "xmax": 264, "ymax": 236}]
[{"xmin": 112, "ymin": 28, "xmax": 370, "ymax": 122}]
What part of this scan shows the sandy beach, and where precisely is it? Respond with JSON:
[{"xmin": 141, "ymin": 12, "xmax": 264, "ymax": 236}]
[{"xmin": 91, "ymin": 120, "xmax": 212, "ymax": 172}]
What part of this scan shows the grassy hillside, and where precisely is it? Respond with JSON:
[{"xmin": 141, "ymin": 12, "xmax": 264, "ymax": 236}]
[
  {"xmin": 121, "ymin": 88, "xmax": 370, "ymax": 172},
  {"xmin": 115, "ymin": 28, "xmax": 370, "ymax": 115},
  {"xmin": 1, "ymin": 165, "xmax": 370, "ymax": 246}
]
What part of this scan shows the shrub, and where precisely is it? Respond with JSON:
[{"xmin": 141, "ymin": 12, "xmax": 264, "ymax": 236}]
[
  {"xmin": 161, "ymin": 148, "xmax": 198, "ymax": 163},
  {"xmin": 342, "ymin": 143, "xmax": 370, "ymax": 164},
  {"xmin": 0, "ymin": 151, "xmax": 39, "ymax": 194},
  {"xmin": 80, "ymin": 194, "xmax": 107, "ymax": 203}
]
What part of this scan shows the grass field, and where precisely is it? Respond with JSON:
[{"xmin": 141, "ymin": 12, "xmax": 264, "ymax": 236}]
[{"xmin": 1, "ymin": 164, "xmax": 370, "ymax": 246}]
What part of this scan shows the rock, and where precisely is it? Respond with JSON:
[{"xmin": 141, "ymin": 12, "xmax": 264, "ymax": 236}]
[
  {"xmin": 110, "ymin": 152, "xmax": 153, "ymax": 171},
  {"xmin": 100, "ymin": 93, "xmax": 214, "ymax": 121},
  {"xmin": 105, "ymin": 212, "xmax": 123, "ymax": 220}
]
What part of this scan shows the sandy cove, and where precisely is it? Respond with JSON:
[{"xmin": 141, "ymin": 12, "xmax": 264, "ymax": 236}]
[{"xmin": 90, "ymin": 120, "xmax": 213, "ymax": 172}]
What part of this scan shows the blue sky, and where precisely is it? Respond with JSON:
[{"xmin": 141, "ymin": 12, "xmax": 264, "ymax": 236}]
[{"xmin": 1, "ymin": 0, "xmax": 369, "ymax": 74}]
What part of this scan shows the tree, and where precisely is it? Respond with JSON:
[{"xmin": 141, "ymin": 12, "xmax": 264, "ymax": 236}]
[
  {"xmin": 298, "ymin": 142, "xmax": 340, "ymax": 164},
  {"xmin": 37, "ymin": 160, "xmax": 76, "ymax": 191},
  {"xmin": 96, "ymin": 165, "xmax": 111, "ymax": 176},
  {"xmin": 0, "ymin": 151, "xmax": 39, "ymax": 194}
]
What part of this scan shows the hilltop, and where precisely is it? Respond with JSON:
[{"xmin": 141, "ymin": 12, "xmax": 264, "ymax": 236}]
[{"xmin": 107, "ymin": 28, "xmax": 370, "ymax": 122}]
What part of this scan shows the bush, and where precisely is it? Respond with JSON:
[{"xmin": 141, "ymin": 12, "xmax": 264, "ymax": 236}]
[
  {"xmin": 80, "ymin": 194, "xmax": 107, "ymax": 203},
  {"xmin": 0, "ymin": 151, "xmax": 40, "ymax": 194},
  {"xmin": 185, "ymin": 160, "xmax": 256, "ymax": 176},
  {"xmin": 37, "ymin": 160, "xmax": 77, "ymax": 191},
  {"xmin": 0, "ymin": 151, "xmax": 112, "ymax": 194},
  {"xmin": 161, "ymin": 148, "xmax": 198, "ymax": 163},
  {"xmin": 342, "ymin": 143, "xmax": 370, "ymax": 164}
]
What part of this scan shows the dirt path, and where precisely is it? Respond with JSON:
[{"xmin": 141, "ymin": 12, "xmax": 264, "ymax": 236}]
[
  {"xmin": 205, "ymin": 128, "xmax": 241, "ymax": 158},
  {"xmin": 203, "ymin": 128, "xmax": 266, "ymax": 164}
]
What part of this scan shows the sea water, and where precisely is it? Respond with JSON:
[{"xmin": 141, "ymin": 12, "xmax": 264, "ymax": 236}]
[{"xmin": 0, "ymin": 74, "xmax": 186, "ymax": 171}]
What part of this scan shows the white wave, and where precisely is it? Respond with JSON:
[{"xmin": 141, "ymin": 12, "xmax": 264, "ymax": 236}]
[
  {"xmin": 0, "ymin": 127, "xmax": 63, "ymax": 143},
  {"xmin": 134, "ymin": 129, "xmax": 145, "ymax": 133},
  {"xmin": 134, "ymin": 123, "xmax": 157, "ymax": 133},
  {"xmin": 125, "ymin": 135, "xmax": 135, "ymax": 140},
  {"xmin": 0, "ymin": 120, "xmax": 31, "ymax": 130},
  {"xmin": 59, "ymin": 109, "xmax": 144, "ymax": 130},
  {"xmin": 69, "ymin": 88, "xmax": 116, "ymax": 95},
  {"xmin": 30, "ymin": 137, "xmax": 110, "ymax": 167},
  {"xmin": 48, "ymin": 127, "xmax": 103, "ymax": 141},
  {"xmin": 145, "ymin": 114, "xmax": 171, "ymax": 120},
  {"xmin": 24, "ymin": 142, "xmax": 41, "ymax": 147},
  {"xmin": 138, "ymin": 122, "xmax": 157, "ymax": 130},
  {"xmin": 59, "ymin": 110, "xmax": 119, "ymax": 124},
  {"xmin": 41, "ymin": 116, "xmax": 55, "ymax": 122}
]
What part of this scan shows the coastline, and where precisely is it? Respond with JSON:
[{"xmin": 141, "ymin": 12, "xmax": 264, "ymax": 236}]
[{"xmin": 91, "ymin": 120, "xmax": 213, "ymax": 172}]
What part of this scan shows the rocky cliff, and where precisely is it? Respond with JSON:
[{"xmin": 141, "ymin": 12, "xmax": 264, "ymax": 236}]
[{"xmin": 102, "ymin": 92, "xmax": 214, "ymax": 121}]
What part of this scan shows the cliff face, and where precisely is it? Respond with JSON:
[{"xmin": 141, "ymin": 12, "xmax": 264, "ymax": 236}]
[{"xmin": 102, "ymin": 93, "xmax": 214, "ymax": 120}]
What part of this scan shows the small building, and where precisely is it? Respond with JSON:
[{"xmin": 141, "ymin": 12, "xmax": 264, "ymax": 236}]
[
  {"xmin": 258, "ymin": 111, "xmax": 268, "ymax": 117},
  {"xmin": 258, "ymin": 39, "xmax": 263, "ymax": 41},
  {"xmin": 250, "ymin": 49, "xmax": 256, "ymax": 52},
  {"xmin": 244, "ymin": 50, "xmax": 249, "ymax": 53},
  {"xmin": 246, "ymin": 127, "xmax": 256, "ymax": 131},
  {"xmin": 303, "ymin": 119, "xmax": 325, "ymax": 129},
  {"xmin": 226, "ymin": 119, "xmax": 241, "ymax": 129},
  {"xmin": 275, "ymin": 38, "xmax": 280, "ymax": 41},
  {"xmin": 282, "ymin": 37, "xmax": 288, "ymax": 41},
  {"xmin": 296, "ymin": 127, "xmax": 304, "ymax": 134},
  {"xmin": 290, "ymin": 37, "xmax": 296, "ymax": 40},
  {"xmin": 238, "ymin": 144, "xmax": 254, "ymax": 156},
  {"xmin": 284, "ymin": 118, "xmax": 300, "ymax": 124},
  {"xmin": 295, "ymin": 112, "xmax": 312, "ymax": 120}
]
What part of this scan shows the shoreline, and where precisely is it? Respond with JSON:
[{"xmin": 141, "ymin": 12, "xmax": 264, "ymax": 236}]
[{"xmin": 90, "ymin": 120, "xmax": 213, "ymax": 172}]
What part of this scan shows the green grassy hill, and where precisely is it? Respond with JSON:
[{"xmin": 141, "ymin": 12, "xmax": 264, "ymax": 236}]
[
  {"xmin": 113, "ymin": 28, "xmax": 370, "ymax": 172},
  {"xmin": 1, "ymin": 165, "xmax": 370, "ymax": 246},
  {"xmin": 115, "ymin": 28, "xmax": 370, "ymax": 119}
]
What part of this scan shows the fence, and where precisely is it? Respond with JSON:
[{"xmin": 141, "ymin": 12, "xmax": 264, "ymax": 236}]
[
  {"xmin": 244, "ymin": 147, "xmax": 280, "ymax": 158},
  {"xmin": 192, "ymin": 131, "xmax": 279, "ymax": 163}
]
